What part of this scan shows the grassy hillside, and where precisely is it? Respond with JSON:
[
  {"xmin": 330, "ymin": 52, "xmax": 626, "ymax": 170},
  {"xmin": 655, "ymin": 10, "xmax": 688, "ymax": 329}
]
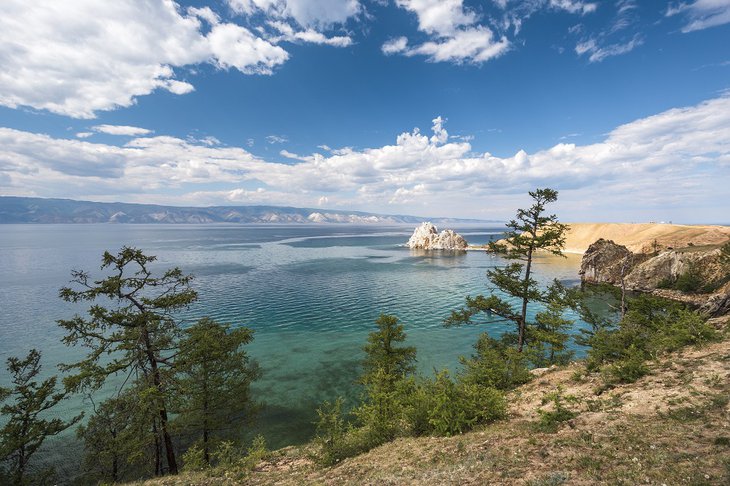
[{"xmin": 135, "ymin": 321, "xmax": 730, "ymax": 486}]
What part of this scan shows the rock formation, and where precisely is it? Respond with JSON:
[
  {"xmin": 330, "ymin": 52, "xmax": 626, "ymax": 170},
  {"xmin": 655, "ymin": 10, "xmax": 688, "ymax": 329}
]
[
  {"xmin": 580, "ymin": 239, "xmax": 644, "ymax": 286},
  {"xmin": 580, "ymin": 238, "xmax": 730, "ymax": 316},
  {"xmin": 406, "ymin": 222, "xmax": 468, "ymax": 250}
]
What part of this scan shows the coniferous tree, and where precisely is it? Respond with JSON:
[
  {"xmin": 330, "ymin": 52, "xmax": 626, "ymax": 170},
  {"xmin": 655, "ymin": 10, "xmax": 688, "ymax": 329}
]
[
  {"xmin": 173, "ymin": 317, "xmax": 260, "ymax": 465},
  {"xmin": 58, "ymin": 247, "xmax": 198, "ymax": 475},
  {"xmin": 355, "ymin": 314, "xmax": 416, "ymax": 443},
  {"xmin": 76, "ymin": 387, "xmax": 158, "ymax": 483},
  {"xmin": 0, "ymin": 350, "xmax": 80, "ymax": 486},
  {"xmin": 445, "ymin": 188, "xmax": 569, "ymax": 352},
  {"xmin": 527, "ymin": 280, "xmax": 575, "ymax": 366}
]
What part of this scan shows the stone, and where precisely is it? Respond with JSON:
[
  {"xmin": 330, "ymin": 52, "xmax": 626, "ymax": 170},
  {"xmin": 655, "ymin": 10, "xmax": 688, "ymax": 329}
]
[
  {"xmin": 579, "ymin": 239, "xmax": 642, "ymax": 285},
  {"xmin": 406, "ymin": 222, "xmax": 468, "ymax": 250}
]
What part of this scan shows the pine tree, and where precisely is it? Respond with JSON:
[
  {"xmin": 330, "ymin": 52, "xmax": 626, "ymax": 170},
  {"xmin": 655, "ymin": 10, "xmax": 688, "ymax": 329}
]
[
  {"xmin": 356, "ymin": 314, "xmax": 416, "ymax": 443},
  {"xmin": 173, "ymin": 317, "xmax": 260, "ymax": 465},
  {"xmin": 58, "ymin": 247, "xmax": 198, "ymax": 475},
  {"xmin": 361, "ymin": 314, "xmax": 417, "ymax": 385},
  {"xmin": 76, "ymin": 387, "xmax": 158, "ymax": 483},
  {"xmin": 0, "ymin": 350, "xmax": 80, "ymax": 485},
  {"xmin": 528, "ymin": 281, "xmax": 575, "ymax": 366},
  {"xmin": 445, "ymin": 188, "xmax": 569, "ymax": 352}
]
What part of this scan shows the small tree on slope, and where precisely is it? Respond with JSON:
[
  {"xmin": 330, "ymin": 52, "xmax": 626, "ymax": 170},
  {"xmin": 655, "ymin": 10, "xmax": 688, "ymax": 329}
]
[
  {"xmin": 58, "ymin": 247, "xmax": 198, "ymax": 475},
  {"xmin": 0, "ymin": 349, "xmax": 81, "ymax": 485},
  {"xmin": 445, "ymin": 188, "xmax": 569, "ymax": 353}
]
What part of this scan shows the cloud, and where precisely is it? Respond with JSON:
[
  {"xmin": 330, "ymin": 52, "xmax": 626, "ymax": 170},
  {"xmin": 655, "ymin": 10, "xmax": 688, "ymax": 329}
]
[
  {"xmin": 386, "ymin": 0, "xmax": 510, "ymax": 64},
  {"xmin": 266, "ymin": 135, "xmax": 289, "ymax": 144},
  {"xmin": 227, "ymin": 0, "xmax": 361, "ymax": 28},
  {"xmin": 1, "ymin": 95, "xmax": 728, "ymax": 220},
  {"xmin": 667, "ymin": 0, "xmax": 730, "ymax": 32},
  {"xmin": 0, "ymin": 1, "xmax": 308, "ymax": 119},
  {"xmin": 92, "ymin": 125, "xmax": 153, "ymax": 136},
  {"xmin": 75, "ymin": 132, "xmax": 94, "ymax": 139},
  {"xmin": 267, "ymin": 21, "xmax": 353, "ymax": 46},
  {"xmin": 382, "ymin": 37, "xmax": 409, "ymax": 55},
  {"xmin": 548, "ymin": 0, "xmax": 597, "ymax": 15},
  {"xmin": 575, "ymin": 34, "xmax": 643, "ymax": 62},
  {"xmin": 388, "ymin": 0, "xmax": 604, "ymax": 65}
]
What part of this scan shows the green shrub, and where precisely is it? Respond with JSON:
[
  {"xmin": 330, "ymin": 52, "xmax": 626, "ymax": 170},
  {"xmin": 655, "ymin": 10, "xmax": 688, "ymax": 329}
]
[
  {"xmin": 603, "ymin": 346, "xmax": 649, "ymax": 384},
  {"xmin": 398, "ymin": 377, "xmax": 433, "ymax": 437},
  {"xmin": 425, "ymin": 370, "xmax": 506, "ymax": 437},
  {"xmin": 459, "ymin": 334, "xmax": 531, "ymax": 390},
  {"xmin": 242, "ymin": 435, "xmax": 268, "ymax": 471},
  {"xmin": 585, "ymin": 295, "xmax": 717, "ymax": 385},
  {"xmin": 674, "ymin": 265, "xmax": 704, "ymax": 292},
  {"xmin": 212, "ymin": 440, "xmax": 243, "ymax": 468},
  {"xmin": 535, "ymin": 387, "xmax": 578, "ymax": 433},
  {"xmin": 657, "ymin": 310, "xmax": 717, "ymax": 352},
  {"xmin": 313, "ymin": 398, "xmax": 357, "ymax": 466},
  {"xmin": 181, "ymin": 444, "xmax": 208, "ymax": 472}
]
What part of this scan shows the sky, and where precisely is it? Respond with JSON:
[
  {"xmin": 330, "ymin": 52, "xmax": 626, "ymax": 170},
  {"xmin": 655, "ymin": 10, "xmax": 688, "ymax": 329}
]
[{"xmin": 0, "ymin": 0, "xmax": 729, "ymax": 223}]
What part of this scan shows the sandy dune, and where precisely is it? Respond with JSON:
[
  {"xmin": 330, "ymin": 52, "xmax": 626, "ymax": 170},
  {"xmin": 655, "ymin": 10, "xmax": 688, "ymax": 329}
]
[{"xmin": 562, "ymin": 222, "xmax": 730, "ymax": 254}]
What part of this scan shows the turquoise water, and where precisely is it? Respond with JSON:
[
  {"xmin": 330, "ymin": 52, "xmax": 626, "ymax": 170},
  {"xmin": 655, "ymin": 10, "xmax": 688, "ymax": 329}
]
[{"xmin": 0, "ymin": 224, "xmax": 585, "ymax": 460}]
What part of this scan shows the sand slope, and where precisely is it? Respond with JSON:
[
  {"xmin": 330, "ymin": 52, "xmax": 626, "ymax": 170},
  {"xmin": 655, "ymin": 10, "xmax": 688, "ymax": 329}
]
[{"xmin": 562, "ymin": 222, "xmax": 730, "ymax": 254}]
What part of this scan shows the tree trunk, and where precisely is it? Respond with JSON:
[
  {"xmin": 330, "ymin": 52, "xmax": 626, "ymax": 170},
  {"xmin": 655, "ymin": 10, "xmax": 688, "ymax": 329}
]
[
  {"xmin": 142, "ymin": 326, "xmax": 178, "ymax": 475},
  {"xmin": 519, "ymin": 246, "xmax": 534, "ymax": 352}
]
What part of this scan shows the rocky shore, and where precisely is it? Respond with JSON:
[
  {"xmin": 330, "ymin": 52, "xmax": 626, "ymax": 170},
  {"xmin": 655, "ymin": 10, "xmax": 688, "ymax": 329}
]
[{"xmin": 580, "ymin": 238, "xmax": 730, "ymax": 317}]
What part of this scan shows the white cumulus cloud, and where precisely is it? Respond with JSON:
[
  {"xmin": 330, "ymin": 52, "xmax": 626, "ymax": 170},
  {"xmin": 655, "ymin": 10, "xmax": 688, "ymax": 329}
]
[
  {"xmin": 386, "ymin": 0, "xmax": 510, "ymax": 64},
  {"xmin": 0, "ymin": 0, "xmax": 309, "ymax": 119},
  {"xmin": 227, "ymin": 0, "xmax": 361, "ymax": 28},
  {"xmin": 0, "ymin": 95, "xmax": 728, "ymax": 221},
  {"xmin": 92, "ymin": 125, "xmax": 154, "ymax": 136}
]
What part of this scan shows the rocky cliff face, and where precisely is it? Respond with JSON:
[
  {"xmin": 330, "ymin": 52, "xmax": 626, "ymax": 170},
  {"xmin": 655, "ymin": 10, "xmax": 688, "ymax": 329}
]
[
  {"xmin": 579, "ymin": 239, "xmax": 644, "ymax": 286},
  {"xmin": 406, "ymin": 222, "xmax": 468, "ymax": 250},
  {"xmin": 580, "ymin": 239, "xmax": 730, "ymax": 316}
]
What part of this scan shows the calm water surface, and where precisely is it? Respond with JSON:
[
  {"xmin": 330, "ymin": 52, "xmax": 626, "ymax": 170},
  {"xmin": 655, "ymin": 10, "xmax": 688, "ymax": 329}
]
[{"xmin": 0, "ymin": 224, "xmax": 585, "ymax": 471}]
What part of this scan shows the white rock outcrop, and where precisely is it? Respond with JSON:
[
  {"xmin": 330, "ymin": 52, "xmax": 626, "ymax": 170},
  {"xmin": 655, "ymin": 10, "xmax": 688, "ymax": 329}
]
[{"xmin": 406, "ymin": 222, "xmax": 468, "ymax": 250}]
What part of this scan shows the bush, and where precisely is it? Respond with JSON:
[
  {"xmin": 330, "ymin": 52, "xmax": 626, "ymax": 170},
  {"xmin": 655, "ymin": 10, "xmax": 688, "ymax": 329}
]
[
  {"xmin": 603, "ymin": 346, "xmax": 649, "ymax": 384},
  {"xmin": 425, "ymin": 370, "xmax": 506, "ymax": 437},
  {"xmin": 459, "ymin": 334, "xmax": 532, "ymax": 390},
  {"xmin": 212, "ymin": 440, "xmax": 243, "ymax": 468},
  {"xmin": 242, "ymin": 435, "xmax": 268, "ymax": 471},
  {"xmin": 656, "ymin": 262, "xmax": 706, "ymax": 293},
  {"xmin": 674, "ymin": 265, "xmax": 704, "ymax": 292},
  {"xmin": 584, "ymin": 295, "xmax": 717, "ymax": 385},
  {"xmin": 535, "ymin": 386, "xmax": 578, "ymax": 433},
  {"xmin": 313, "ymin": 398, "xmax": 357, "ymax": 467},
  {"xmin": 181, "ymin": 444, "xmax": 208, "ymax": 472}
]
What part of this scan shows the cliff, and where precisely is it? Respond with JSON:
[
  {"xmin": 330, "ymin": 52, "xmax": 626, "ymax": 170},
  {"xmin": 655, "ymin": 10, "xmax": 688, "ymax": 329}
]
[
  {"xmin": 580, "ymin": 239, "xmax": 730, "ymax": 316},
  {"xmin": 406, "ymin": 223, "xmax": 468, "ymax": 250}
]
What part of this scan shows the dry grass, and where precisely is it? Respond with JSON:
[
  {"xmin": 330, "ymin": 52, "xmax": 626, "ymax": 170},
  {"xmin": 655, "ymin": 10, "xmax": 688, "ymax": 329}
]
[
  {"xmin": 135, "ymin": 335, "xmax": 730, "ymax": 486},
  {"xmin": 561, "ymin": 223, "xmax": 730, "ymax": 254}
]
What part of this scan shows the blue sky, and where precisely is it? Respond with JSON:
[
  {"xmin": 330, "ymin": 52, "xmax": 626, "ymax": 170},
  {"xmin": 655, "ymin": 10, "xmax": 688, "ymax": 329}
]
[{"xmin": 0, "ymin": 0, "xmax": 729, "ymax": 222}]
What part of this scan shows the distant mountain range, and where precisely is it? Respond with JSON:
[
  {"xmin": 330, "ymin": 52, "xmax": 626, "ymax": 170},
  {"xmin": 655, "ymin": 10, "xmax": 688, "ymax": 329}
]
[{"xmin": 0, "ymin": 197, "xmax": 495, "ymax": 225}]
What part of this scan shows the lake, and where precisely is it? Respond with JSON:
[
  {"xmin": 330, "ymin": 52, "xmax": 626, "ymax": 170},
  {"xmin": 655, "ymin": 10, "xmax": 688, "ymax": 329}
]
[{"xmin": 0, "ymin": 223, "xmax": 586, "ymax": 469}]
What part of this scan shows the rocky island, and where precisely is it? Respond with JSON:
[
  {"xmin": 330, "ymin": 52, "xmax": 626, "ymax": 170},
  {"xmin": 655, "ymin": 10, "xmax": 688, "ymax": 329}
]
[{"xmin": 406, "ymin": 222, "xmax": 468, "ymax": 250}]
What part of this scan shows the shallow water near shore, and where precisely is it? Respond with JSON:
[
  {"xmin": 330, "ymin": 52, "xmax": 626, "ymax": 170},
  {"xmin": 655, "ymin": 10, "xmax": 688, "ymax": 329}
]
[{"xmin": 0, "ymin": 223, "xmax": 587, "ymax": 478}]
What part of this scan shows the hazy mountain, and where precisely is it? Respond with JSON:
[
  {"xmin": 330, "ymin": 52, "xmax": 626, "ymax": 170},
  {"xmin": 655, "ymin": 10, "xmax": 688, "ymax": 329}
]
[{"xmin": 0, "ymin": 197, "xmax": 495, "ymax": 225}]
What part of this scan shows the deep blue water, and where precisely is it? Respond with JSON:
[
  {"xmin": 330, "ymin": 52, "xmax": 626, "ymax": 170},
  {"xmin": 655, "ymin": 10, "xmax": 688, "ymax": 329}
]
[{"xmin": 0, "ymin": 223, "xmax": 585, "ymax": 465}]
